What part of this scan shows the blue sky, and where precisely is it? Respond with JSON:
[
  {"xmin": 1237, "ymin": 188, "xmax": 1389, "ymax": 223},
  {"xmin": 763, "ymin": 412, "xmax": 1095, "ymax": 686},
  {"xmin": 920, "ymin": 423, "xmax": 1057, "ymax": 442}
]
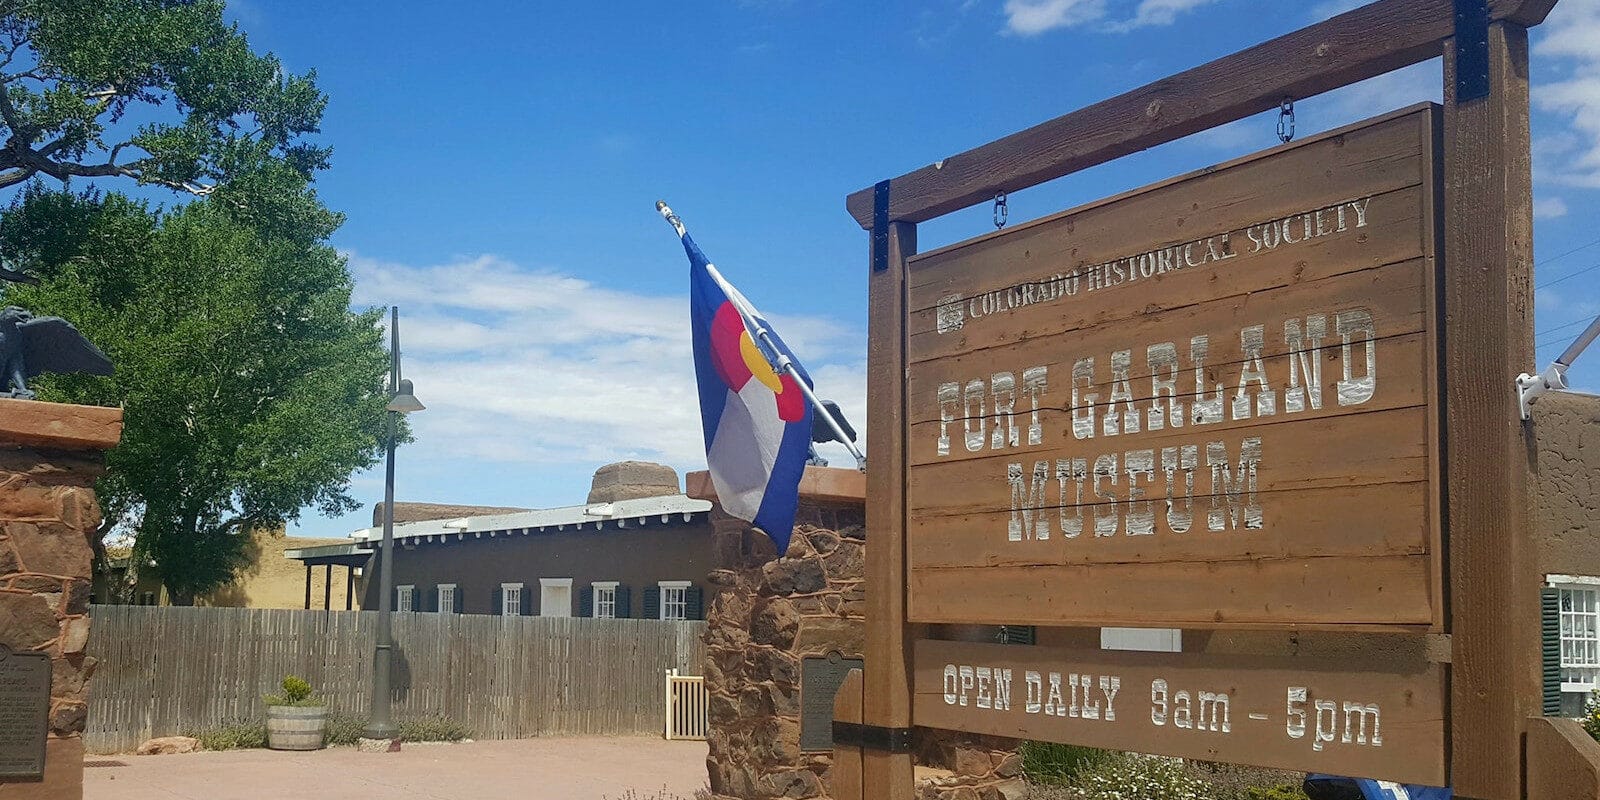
[{"xmin": 216, "ymin": 0, "xmax": 1600, "ymax": 539}]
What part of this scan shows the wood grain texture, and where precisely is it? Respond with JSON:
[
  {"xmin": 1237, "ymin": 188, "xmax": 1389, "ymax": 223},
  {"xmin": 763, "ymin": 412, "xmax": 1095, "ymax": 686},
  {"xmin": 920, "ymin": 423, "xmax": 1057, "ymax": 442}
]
[
  {"xmin": 1441, "ymin": 24, "xmax": 1542, "ymax": 800},
  {"xmin": 900, "ymin": 110, "xmax": 1443, "ymax": 632},
  {"xmin": 844, "ymin": 0, "xmax": 1554, "ymax": 228},
  {"xmin": 909, "ymin": 554, "xmax": 1434, "ymax": 627},
  {"xmin": 863, "ymin": 221, "xmax": 917, "ymax": 800},
  {"xmin": 829, "ymin": 668, "xmax": 864, "ymax": 800},
  {"xmin": 1526, "ymin": 717, "xmax": 1600, "ymax": 800},
  {"xmin": 913, "ymin": 639, "xmax": 1445, "ymax": 785}
]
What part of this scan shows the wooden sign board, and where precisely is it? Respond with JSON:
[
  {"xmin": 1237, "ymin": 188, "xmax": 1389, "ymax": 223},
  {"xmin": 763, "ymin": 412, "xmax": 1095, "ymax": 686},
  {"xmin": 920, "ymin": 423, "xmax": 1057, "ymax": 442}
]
[
  {"xmin": 914, "ymin": 639, "xmax": 1445, "ymax": 785},
  {"xmin": 903, "ymin": 105, "xmax": 1443, "ymax": 630}
]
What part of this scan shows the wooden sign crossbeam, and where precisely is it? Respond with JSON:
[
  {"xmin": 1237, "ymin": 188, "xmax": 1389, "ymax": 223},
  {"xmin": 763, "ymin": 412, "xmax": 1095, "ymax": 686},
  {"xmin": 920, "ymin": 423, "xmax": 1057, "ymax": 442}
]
[
  {"xmin": 849, "ymin": 1, "xmax": 1569, "ymax": 798},
  {"xmin": 844, "ymin": 0, "xmax": 1555, "ymax": 229}
]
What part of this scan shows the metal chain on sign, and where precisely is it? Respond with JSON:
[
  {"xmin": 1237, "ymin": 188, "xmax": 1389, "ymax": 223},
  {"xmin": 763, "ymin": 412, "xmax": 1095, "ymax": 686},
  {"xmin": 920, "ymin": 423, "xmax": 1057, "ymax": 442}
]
[
  {"xmin": 993, "ymin": 191, "xmax": 1008, "ymax": 230},
  {"xmin": 1276, "ymin": 97, "xmax": 1296, "ymax": 144}
]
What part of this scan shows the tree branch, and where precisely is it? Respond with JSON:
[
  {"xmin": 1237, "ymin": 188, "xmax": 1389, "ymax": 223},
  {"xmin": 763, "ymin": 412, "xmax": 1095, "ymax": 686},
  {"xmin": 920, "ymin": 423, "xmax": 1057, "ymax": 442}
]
[{"xmin": 0, "ymin": 83, "xmax": 22, "ymax": 132}]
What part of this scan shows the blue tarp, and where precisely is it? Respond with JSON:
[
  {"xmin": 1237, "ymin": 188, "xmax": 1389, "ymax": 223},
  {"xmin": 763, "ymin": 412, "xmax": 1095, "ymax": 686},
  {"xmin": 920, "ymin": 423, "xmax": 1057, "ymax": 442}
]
[{"xmin": 1305, "ymin": 774, "xmax": 1452, "ymax": 800}]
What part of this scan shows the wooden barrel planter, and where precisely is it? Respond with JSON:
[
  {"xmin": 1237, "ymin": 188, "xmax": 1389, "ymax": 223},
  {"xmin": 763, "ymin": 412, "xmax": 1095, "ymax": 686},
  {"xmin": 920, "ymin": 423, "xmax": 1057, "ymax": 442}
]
[{"xmin": 266, "ymin": 705, "xmax": 327, "ymax": 750}]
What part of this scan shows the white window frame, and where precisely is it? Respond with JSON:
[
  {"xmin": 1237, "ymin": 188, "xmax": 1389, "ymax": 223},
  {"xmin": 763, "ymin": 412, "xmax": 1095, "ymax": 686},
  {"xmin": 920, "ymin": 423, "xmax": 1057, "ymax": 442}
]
[
  {"xmin": 1101, "ymin": 627, "xmax": 1182, "ymax": 653},
  {"xmin": 501, "ymin": 582, "xmax": 524, "ymax": 616},
  {"xmin": 540, "ymin": 577, "xmax": 574, "ymax": 618},
  {"xmin": 396, "ymin": 584, "xmax": 414, "ymax": 613},
  {"xmin": 658, "ymin": 580, "xmax": 691, "ymax": 621},
  {"xmin": 1552, "ymin": 578, "xmax": 1600, "ymax": 693},
  {"xmin": 592, "ymin": 581, "xmax": 619, "ymax": 619},
  {"xmin": 437, "ymin": 584, "xmax": 456, "ymax": 614}
]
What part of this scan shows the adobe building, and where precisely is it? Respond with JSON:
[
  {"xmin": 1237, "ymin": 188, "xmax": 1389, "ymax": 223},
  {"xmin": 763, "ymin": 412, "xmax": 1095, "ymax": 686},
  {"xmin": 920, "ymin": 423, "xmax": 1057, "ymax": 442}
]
[
  {"xmin": 94, "ymin": 530, "xmax": 356, "ymax": 609},
  {"xmin": 289, "ymin": 461, "xmax": 715, "ymax": 620}
]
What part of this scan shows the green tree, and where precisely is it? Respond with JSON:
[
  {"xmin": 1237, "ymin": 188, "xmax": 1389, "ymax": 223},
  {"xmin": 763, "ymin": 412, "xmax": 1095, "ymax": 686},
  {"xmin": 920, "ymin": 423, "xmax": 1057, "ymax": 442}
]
[
  {"xmin": 1, "ymin": 184, "xmax": 390, "ymax": 604},
  {"xmin": 0, "ymin": 0, "xmax": 326, "ymax": 196}
]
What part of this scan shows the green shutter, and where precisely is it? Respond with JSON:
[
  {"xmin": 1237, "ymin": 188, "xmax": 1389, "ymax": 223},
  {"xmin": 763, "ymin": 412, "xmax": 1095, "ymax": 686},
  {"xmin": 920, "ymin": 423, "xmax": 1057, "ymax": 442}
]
[
  {"xmin": 492, "ymin": 587, "xmax": 503, "ymax": 616},
  {"xmin": 579, "ymin": 584, "xmax": 593, "ymax": 618},
  {"xmin": 615, "ymin": 585, "xmax": 631, "ymax": 618},
  {"xmin": 686, "ymin": 585, "xmax": 704, "ymax": 620},
  {"xmin": 643, "ymin": 587, "xmax": 660, "ymax": 620},
  {"xmin": 998, "ymin": 625, "xmax": 1037, "ymax": 645},
  {"xmin": 1543, "ymin": 587, "xmax": 1562, "ymax": 716}
]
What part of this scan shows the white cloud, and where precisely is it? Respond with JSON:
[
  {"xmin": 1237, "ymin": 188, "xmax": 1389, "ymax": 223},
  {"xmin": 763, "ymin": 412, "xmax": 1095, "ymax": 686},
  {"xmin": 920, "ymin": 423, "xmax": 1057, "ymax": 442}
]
[
  {"xmin": 1309, "ymin": 0, "xmax": 1369, "ymax": 21},
  {"xmin": 1536, "ymin": 196, "xmax": 1570, "ymax": 219},
  {"xmin": 348, "ymin": 252, "xmax": 867, "ymax": 474},
  {"xmin": 1536, "ymin": 0, "xmax": 1600, "ymax": 187},
  {"xmin": 1320, "ymin": 61, "xmax": 1440, "ymax": 121},
  {"xmin": 1102, "ymin": 0, "xmax": 1220, "ymax": 32},
  {"xmin": 1004, "ymin": 0, "xmax": 1106, "ymax": 34},
  {"xmin": 1003, "ymin": 0, "xmax": 1212, "ymax": 35}
]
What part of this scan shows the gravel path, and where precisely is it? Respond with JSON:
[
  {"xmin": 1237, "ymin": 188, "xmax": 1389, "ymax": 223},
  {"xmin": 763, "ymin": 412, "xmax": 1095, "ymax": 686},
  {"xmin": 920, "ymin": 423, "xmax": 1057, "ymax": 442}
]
[{"xmin": 85, "ymin": 736, "xmax": 708, "ymax": 800}]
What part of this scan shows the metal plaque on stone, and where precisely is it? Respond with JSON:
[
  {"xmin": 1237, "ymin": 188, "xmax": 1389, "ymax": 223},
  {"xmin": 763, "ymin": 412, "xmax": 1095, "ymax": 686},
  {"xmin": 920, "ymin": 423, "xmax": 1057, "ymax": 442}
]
[
  {"xmin": 800, "ymin": 651, "xmax": 863, "ymax": 752},
  {"xmin": 0, "ymin": 644, "xmax": 51, "ymax": 780}
]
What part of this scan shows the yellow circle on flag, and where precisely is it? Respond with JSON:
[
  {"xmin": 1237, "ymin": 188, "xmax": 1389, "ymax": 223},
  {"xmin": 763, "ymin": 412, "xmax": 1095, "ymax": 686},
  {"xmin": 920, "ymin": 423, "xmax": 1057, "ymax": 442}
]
[{"xmin": 739, "ymin": 333, "xmax": 784, "ymax": 393}]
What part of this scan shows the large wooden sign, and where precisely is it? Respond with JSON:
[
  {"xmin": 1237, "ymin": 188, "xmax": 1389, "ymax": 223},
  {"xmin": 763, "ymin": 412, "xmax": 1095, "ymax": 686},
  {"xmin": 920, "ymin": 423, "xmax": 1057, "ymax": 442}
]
[
  {"xmin": 844, "ymin": 3, "xmax": 1570, "ymax": 798},
  {"xmin": 903, "ymin": 106, "xmax": 1443, "ymax": 630},
  {"xmin": 915, "ymin": 639, "xmax": 1445, "ymax": 785}
]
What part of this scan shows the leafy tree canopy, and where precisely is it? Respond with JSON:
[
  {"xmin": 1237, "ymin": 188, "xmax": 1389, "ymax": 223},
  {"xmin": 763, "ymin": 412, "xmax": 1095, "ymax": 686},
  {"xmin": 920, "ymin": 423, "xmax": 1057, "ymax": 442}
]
[
  {"xmin": 0, "ymin": 0, "xmax": 326, "ymax": 197},
  {"xmin": 0, "ymin": 182, "xmax": 390, "ymax": 604}
]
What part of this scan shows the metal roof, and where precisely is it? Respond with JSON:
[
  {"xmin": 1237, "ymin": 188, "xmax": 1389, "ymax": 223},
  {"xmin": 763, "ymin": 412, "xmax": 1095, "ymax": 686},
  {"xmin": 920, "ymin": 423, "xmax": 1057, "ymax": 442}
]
[
  {"xmin": 283, "ymin": 542, "xmax": 370, "ymax": 564},
  {"xmin": 343, "ymin": 493, "xmax": 712, "ymax": 547}
]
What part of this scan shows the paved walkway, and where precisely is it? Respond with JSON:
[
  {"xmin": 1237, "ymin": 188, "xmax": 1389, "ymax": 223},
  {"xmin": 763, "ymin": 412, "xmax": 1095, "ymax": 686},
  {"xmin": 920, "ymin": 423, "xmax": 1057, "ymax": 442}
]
[{"xmin": 85, "ymin": 737, "xmax": 709, "ymax": 800}]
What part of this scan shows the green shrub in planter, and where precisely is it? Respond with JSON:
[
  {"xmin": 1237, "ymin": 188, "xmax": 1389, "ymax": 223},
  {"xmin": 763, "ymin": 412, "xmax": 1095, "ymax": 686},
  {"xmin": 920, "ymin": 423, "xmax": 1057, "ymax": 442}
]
[{"xmin": 264, "ymin": 675, "xmax": 328, "ymax": 751}]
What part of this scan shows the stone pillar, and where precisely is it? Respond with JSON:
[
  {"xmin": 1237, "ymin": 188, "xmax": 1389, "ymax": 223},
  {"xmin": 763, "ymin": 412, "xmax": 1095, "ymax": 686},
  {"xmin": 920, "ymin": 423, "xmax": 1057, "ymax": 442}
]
[
  {"xmin": 689, "ymin": 468, "xmax": 1024, "ymax": 800},
  {"xmin": 0, "ymin": 399, "xmax": 122, "ymax": 800}
]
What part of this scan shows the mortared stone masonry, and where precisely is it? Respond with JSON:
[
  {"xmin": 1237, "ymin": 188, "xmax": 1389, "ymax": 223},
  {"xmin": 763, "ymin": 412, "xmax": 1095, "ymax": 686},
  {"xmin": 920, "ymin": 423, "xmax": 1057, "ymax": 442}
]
[
  {"xmin": 0, "ymin": 398, "xmax": 121, "ymax": 800},
  {"xmin": 688, "ymin": 467, "xmax": 1024, "ymax": 800}
]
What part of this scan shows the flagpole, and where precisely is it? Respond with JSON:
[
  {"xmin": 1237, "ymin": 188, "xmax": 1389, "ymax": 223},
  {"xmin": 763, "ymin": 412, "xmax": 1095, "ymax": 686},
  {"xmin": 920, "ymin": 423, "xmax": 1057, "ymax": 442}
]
[{"xmin": 658, "ymin": 201, "xmax": 867, "ymax": 472}]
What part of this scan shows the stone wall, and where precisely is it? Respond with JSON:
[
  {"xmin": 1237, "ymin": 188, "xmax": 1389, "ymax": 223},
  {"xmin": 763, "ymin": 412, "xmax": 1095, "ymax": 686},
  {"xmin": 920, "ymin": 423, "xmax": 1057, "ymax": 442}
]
[
  {"xmin": 688, "ymin": 468, "xmax": 1023, "ymax": 800},
  {"xmin": 0, "ymin": 399, "xmax": 122, "ymax": 800}
]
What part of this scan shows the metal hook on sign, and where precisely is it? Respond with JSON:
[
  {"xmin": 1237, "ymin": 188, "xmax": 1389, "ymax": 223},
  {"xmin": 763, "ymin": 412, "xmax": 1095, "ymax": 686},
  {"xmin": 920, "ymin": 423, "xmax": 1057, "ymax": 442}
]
[
  {"xmin": 993, "ymin": 191, "xmax": 1008, "ymax": 230},
  {"xmin": 1276, "ymin": 97, "xmax": 1296, "ymax": 144}
]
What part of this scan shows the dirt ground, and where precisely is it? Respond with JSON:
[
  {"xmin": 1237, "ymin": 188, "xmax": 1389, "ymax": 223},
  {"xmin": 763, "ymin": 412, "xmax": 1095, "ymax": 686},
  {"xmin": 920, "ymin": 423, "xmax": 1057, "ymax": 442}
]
[{"xmin": 84, "ymin": 736, "xmax": 709, "ymax": 800}]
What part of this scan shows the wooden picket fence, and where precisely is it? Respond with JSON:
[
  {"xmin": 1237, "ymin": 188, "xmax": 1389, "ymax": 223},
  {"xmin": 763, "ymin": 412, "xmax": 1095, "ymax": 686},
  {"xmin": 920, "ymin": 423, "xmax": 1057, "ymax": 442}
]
[{"xmin": 84, "ymin": 604, "xmax": 705, "ymax": 754}]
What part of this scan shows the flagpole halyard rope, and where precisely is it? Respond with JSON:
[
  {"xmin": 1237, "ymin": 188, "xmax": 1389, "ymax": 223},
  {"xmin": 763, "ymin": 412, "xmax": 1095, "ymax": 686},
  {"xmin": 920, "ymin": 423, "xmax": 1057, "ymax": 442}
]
[{"xmin": 656, "ymin": 200, "xmax": 868, "ymax": 472}]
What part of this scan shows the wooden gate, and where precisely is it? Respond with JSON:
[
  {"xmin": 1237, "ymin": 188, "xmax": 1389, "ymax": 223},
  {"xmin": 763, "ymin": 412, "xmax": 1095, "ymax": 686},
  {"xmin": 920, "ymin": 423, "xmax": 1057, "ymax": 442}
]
[{"xmin": 664, "ymin": 669, "xmax": 708, "ymax": 740}]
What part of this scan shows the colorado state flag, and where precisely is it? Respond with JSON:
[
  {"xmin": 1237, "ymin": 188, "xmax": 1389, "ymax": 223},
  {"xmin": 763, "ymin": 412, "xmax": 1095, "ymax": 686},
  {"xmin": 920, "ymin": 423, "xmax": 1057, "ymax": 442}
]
[{"xmin": 680, "ymin": 228, "xmax": 813, "ymax": 556}]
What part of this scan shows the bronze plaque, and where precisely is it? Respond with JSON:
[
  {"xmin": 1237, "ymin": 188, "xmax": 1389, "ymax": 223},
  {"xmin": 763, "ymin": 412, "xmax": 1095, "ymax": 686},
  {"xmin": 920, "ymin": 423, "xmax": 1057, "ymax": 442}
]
[
  {"xmin": 916, "ymin": 639, "xmax": 1445, "ymax": 786},
  {"xmin": 0, "ymin": 644, "xmax": 51, "ymax": 780},
  {"xmin": 901, "ymin": 107, "xmax": 1444, "ymax": 630},
  {"xmin": 800, "ymin": 652, "xmax": 864, "ymax": 752}
]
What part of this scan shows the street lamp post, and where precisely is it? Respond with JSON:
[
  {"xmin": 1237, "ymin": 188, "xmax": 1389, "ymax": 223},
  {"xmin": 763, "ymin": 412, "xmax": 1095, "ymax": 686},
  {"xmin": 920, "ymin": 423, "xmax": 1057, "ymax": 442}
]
[{"xmin": 365, "ymin": 306, "xmax": 423, "ymax": 743}]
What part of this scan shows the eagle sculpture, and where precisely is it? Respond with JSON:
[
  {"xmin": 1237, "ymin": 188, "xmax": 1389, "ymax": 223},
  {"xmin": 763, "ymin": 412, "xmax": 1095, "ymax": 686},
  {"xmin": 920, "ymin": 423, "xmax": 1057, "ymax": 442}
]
[
  {"xmin": 0, "ymin": 306, "xmax": 113, "ymax": 399},
  {"xmin": 806, "ymin": 400, "xmax": 858, "ymax": 467}
]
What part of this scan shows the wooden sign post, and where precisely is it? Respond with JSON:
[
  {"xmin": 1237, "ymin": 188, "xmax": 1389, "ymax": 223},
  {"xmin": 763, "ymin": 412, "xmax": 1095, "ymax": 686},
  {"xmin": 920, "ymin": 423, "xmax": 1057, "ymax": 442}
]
[{"xmin": 841, "ymin": 1, "xmax": 1586, "ymax": 798}]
